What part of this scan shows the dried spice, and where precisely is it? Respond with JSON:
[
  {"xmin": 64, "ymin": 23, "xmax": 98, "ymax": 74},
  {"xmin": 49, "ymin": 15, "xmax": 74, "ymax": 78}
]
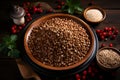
[
  {"xmin": 97, "ymin": 49, "xmax": 120, "ymax": 68},
  {"xmin": 85, "ymin": 9, "xmax": 103, "ymax": 22},
  {"xmin": 28, "ymin": 17, "xmax": 91, "ymax": 67}
]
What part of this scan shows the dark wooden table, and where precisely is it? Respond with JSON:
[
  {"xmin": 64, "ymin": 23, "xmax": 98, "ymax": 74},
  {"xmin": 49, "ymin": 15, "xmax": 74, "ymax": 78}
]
[{"xmin": 0, "ymin": 0, "xmax": 120, "ymax": 80}]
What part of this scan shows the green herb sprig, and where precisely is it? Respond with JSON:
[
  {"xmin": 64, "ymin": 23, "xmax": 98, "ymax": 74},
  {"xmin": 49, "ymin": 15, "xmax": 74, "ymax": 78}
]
[
  {"xmin": 0, "ymin": 35, "xmax": 20, "ymax": 58},
  {"xmin": 62, "ymin": 0, "xmax": 83, "ymax": 14}
]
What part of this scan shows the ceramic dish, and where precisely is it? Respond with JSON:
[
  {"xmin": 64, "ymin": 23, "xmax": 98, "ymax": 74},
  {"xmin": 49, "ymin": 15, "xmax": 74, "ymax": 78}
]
[
  {"xmin": 83, "ymin": 6, "xmax": 106, "ymax": 23},
  {"xmin": 24, "ymin": 13, "xmax": 95, "ymax": 71},
  {"xmin": 96, "ymin": 47, "xmax": 120, "ymax": 70},
  {"xmin": 22, "ymin": 28, "xmax": 98, "ymax": 77}
]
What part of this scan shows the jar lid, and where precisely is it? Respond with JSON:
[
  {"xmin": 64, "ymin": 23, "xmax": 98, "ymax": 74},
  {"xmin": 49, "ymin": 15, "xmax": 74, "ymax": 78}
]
[{"xmin": 10, "ymin": 5, "xmax": 25, "ymax": 19}]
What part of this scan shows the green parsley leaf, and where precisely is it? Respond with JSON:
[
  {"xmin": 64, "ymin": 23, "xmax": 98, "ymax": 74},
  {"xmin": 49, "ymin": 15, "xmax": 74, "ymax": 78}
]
[
  {"xmin": 0, "ymin": 34, "xmax": 20, "ymax": 58},
  {"xmin": 62, "ymin": 0, "xmax": 83, "ymax": 14},
  {"xmin": 8, "ymin": 49, "xmax": 20, "ymax": 58}
]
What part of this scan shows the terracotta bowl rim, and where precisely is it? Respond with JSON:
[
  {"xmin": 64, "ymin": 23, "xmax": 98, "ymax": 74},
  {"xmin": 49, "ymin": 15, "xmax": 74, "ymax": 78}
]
[{"xmin": 24, "ymin": 13, "xmax": 95, "ymax": 70}]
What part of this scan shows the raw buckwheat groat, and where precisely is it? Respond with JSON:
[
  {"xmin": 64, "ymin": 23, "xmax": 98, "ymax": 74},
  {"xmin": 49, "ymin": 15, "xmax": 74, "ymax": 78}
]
[{"xmin": 28, "ymin": 17, "xmax": 91, "ymax": 67}]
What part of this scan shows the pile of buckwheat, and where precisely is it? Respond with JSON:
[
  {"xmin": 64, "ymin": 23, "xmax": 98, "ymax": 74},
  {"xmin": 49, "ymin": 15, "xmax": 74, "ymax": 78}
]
[{"xmin": 28, "ymin": 17, "xmax": 91, "ymax": 67}]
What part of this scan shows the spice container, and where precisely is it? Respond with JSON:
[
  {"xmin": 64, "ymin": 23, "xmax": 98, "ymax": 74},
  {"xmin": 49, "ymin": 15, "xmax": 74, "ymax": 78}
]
[
  {"xmin": 10, "ymin": 5, "xmax": 25, "ymax": 25},
  {"xmin": 96, "ymin": 47, "xmax": 120, "ymax": 70},
  {"xmin": 83, "ymin": 6, "xmax": 106, "ymax": 24}
]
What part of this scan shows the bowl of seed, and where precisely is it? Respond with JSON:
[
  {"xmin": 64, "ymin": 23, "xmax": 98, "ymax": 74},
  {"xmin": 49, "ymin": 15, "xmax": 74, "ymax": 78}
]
[
  {"xmin": 24, "ymin": 13, "xmax": 95, "ymax": 71},
  {"xmin": 83, "ymin": 6, "xmax": 106, "ymax": 23},
  {"xmin": 96, "ymin": 47, "xmax": 120, "ymax": 70}
]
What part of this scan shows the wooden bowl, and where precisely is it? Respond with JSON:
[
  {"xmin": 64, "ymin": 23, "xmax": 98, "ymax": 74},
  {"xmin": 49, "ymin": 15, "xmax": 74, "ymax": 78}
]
[
  {"xmin": 24, "ymin": 13, "xmax": 95, "ymax": 71},
  {"xmin": 96, "ymin": 47, "xmax": 120, "ymax": 70},
  {"xmin": 83, "ymin": 6, "xmax": 106, "ymax": 23}
]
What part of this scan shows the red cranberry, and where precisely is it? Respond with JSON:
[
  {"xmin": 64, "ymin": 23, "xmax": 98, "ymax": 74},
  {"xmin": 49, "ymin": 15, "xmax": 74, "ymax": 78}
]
[
  {"xmin": 18, "ymin": 26, "xmax": 22, "ymax": 30},
  {"xmin": 100, "ymin": 30, "xmax": 103, "ymax": 33},
  {"xmin": 104, "ymin": 27, "xmax": 109, "ymax": 31},
  {"xmin": 76, "ymin": 74, "xmax": 80, "ymax": 80},
  {"xmin": 24, "ymin": 8, "xmax": 29, "ymax": 13},
  {"xmin": 82, "ymin": 75, "xmax": 86, "ymax": 80},
  {"xmin": 33, "ymin": 6, "xmax": 38, "ymax": 13},
  {"xmin": 29, "ymin": 17, "xmax": 32, "ymax": 20},
  {"xmin": 101, "ymin": 43, "xmax": 106, "ymax": 47},
  {"xmin": 103, "ymin": 32, "xmax": 107, "ymax": 37},
  {"xmin": 26, "ymin": 17, "xmax": 32, "ymax": 22},
  {"xmin": 99, "ymin": 32, "xmax": 103, "ymax": 36},
  {"xmin": 96, "ymin": 29, "xmax": 101, "ymax": 34},
  {"xmin": 114, "ymin": 30, "xmax": 119, "ymax": 35},
  {"xmin": 108, "ymin": 31, "xmax": 113, "ymax": 36},
  {"xmin": 83, "ymin": 70, "xmax": 87, "ymax": 75},
  {"xmin": 27, "ymin": 2, "xmax": 30, "ymax": 6},
  {"xmin": 61, "ymin": 1, "xmax": 65, "ymax": 5},
  {"xmin": 88, "ymin": 67, "xmax": 92, "ymax": 73},
  {"xmin": 37, "ymin": 8, "xmax": 43, "ymax": 13},
  {"xmin": 108, "ymin": 27, "xmax": 112, "ymax": 31},
  {"xmin": 12, "ymin": 24, "xmax": 17, "ymax": 28},
  {"xmin": 57, "ymin": 5, "xmax": 61, "ymax": 9},
  {"xmin": 111, "ymin": 34, "xmax": 116, "ymax": 40},
  {"xmin": 12, "ymin": 27, "xmax": 15, "ymax": 31},
  {"xmin": 112, "ymin": 26, "xmax": 116, "ymax": 30},
  {"xmin": 109, "ymin": 43, "xmax": 113, "ymax": 47},
  {"xmin": 26, "ymin": 18, "xmax": 30, "ymax": 22},
  {"xmin": 47, "ymin": 9, "xmax": 53, "ymax": 12},
  {"xmin": 100, "ymin": 35, "xmax": 105, "ymax": 40},
  {"xmin": 26, "ymin": 13, "xmax": 31, "ymax": 17},
  {"xmin": 12, "ymin": 29, "xmax": 17, "ymax": 34},
  {"xmin": 21, "ymin": 24, "xmax": 25, "ymax": 27},
  {"xmin": 11, "ymin": 27, "xmax": 15, "ymax": 30}
]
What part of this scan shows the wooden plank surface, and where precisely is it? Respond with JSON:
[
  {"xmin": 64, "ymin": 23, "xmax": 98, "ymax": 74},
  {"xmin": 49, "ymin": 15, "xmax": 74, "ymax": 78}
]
[
  {"xmin": 0, "ymin": 0, "xmax": 120, "ymax": 80},
  {"xmin": 0, "ymin": 58, "xmax": 23, "ymax": 80}
]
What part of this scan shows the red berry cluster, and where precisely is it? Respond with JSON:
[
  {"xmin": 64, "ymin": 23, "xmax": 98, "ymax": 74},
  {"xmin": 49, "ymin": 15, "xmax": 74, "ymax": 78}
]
[
  {"xmin": 56, "ymin": 0, "xmax": 65, "ymax": 9},
  {"xmin": 75, "ymin": 62, "xmax": 116, "ymax": 80},
  {"xmin": 31, "ymin": 5, "xmax": 43, "ymax": 14},
  {"xmin": 24, "ymin": 2, "xmax": 54, "ymax": 14},
  {"xmin": 11, "ymin": 24, "xmax": 25, "ymax": 34},
  {"xmin": 22, "ymin": 2, "xmax": 43, "ymax": 13},
  {"xmin": 101, "ymin": 43, "xmax": 113, "ymax": 47},
  {"xmin": 96, "ymin": 26, "xmax": 119, "ymax": 48},
  {"xmin": 96, "ymin": 26, "xmax": 119, "ymax": 41}
]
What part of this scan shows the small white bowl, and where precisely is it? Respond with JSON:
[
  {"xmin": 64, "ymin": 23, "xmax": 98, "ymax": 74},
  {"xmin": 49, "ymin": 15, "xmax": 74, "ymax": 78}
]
[{"xmin": 83, "ymin": 6, "xmax": 106, "ymax": 24}]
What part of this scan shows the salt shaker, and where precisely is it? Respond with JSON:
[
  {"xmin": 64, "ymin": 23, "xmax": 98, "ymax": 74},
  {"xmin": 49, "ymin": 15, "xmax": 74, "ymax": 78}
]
[{"xmin": 10, "ymin": 5, "xmax": 25, "ymax": 25}]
